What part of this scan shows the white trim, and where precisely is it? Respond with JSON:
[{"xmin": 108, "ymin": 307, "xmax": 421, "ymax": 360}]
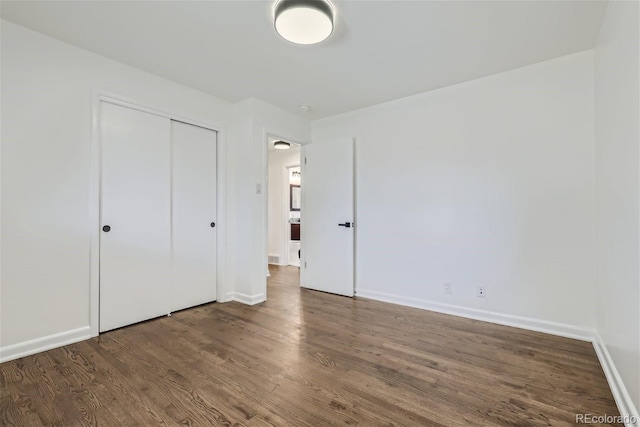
[
  {"xmin": 90, "ymin": 90, "xmax": 227, "ymax": 337},
  {"xmin": 97, "ymin": 93, "xmax": 224, "ymax": 132},
  {"xmin": 593, "ymin": 334, "xmax": 640, "ymax": 427},
  {"xmin": 233, "ymin": 292, "xmax": 266, "ymax": 306},
  {"xmin": 89, "ymin": 92, "xmax": 102, "ymax": 338},
  {"xmin": 216, "ymin": 125, "xmax": 229, "ymax": 308},
  {"xmin": 359, "ymin": 287, "xmax": 640, "ymax": 424},
  {"xmin": 356, "ymin": 288, "xmax": 595, "ymax": 341},
  {"xmin": 218, "ymin": 291, "xmax": 236, "ymax": 303},
  {"xmin": 284, "ymin": 163, "xmax": 301, "ymax": 267},
  {"xmin": 0, "ymin": 327, "xmax": 91, "ymax": 363},
  {"xmin": 282, "ymin": 165, "xmax": 290, "ymax": 267}
]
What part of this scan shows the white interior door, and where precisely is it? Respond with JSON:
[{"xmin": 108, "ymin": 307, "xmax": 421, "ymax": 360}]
[
  {"xmin": 100, "ymin": 102, "xmax": 171, "ymax": 332},
  {"xmin": 171, "ymin": 121, "xmax": 217, "ymax": 311},
  {"xmin": 300, "ymin": 138, "xmax": 354, "ymax": 297}
]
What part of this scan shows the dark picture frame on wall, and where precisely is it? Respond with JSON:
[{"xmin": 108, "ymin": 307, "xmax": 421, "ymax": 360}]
[{"xmin": 290, "ymin": 184, "xmax": 300, "ymax": 211}]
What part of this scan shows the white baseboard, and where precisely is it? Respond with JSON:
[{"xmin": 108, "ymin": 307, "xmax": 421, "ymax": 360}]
[
  {"xmin": 357, "ymin": 288, "xmax": 640, "ymax": 425},
  {"xmin": 593, "ymin": 334, "xmax": 640, "ymax": 427},
  {"xmin": 1, "ymin": 292, "xmax": 635, "ymax": 427},
  {"xmin": 233, "ymin": 292, "xmax": 266, "ymax": 306},
  {"xmin": 218, "ymin": 291, "xmax": 236, "ymax": 303},
  {"xmin": 0, "ymin": 326, "xmax": 91, "ymax": 363},
  {"xmin": 355, "ymin": 288, "xmax": 594, "ymax": 341}
]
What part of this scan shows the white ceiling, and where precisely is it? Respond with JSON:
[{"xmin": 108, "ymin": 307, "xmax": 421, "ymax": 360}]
[{"xmin": 1, "ymin": 0, "xmax": 607, "ymax": 119}]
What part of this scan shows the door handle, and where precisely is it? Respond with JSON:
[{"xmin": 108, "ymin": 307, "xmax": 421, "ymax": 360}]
[
  {"xmin": 102, "ymin": 225, "xmax": 111, "ymax": 232},
  {"xmin": 210, "ymin": 222, "xmax": 216, "ymax": 228},
  {"xmin": 338, "ymin": 222, "xmax": 352, "ymax": 228}
]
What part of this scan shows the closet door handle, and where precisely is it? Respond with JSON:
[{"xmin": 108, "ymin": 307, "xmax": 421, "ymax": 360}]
[
  {"xmin": 210, "ymin": 222, "xmax": 216, "ymax": 228},
  {"xmin": 102, "ymin": 225, "xmax": 111, "ymax": 232},
  {"xmin": 338, "ymin": 222, "xmax": 351, "ymax": 228}
]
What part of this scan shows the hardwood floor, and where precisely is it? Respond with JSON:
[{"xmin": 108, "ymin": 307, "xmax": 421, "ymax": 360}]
[{"xmin": 1, "ymin": 266, "xmax": 620, "ymax": 426}]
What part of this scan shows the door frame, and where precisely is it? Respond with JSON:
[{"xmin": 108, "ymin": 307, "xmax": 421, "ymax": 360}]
[
  {"xmin": 283, "ymin": 164, "xmax": 301, "ymax": 267},
  {"xmin": 263, "ymin": 131, "xmax": 305, "ymax": 295},
  {"xmin": 89, "ymin": 90, "xmax": 227, "ymax": 337}
]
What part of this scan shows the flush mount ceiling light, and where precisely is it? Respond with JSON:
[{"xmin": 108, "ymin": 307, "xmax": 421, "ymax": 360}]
[
  {"xmin": 274, "ymin": 0, "xmax": 334, "ymax": 45},
  {"xmin": 274, "ymin": 140, "xmax": 291, "ymax": 150}
]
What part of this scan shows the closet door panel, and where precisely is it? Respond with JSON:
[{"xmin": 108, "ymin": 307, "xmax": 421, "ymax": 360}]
[
  {"xmin": 100, "ymin": 102, "xmax": 171, "ymax": 332},
  {"xmin": 171, "ymin": 121, "xmax": 217, "ymax": 311}
]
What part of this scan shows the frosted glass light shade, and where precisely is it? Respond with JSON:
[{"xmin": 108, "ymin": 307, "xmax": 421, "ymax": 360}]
[{"xmin": 275, "ymin": 0, "xmax": 333, "ymax": 45}]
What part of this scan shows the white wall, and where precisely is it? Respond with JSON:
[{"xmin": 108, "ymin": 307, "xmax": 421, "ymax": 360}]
[
  {"xmin": 226, "ymin": 99, "xmax": 253, "ymax": 303},
  {"xmin": 312, "ymin": 51, "xmax": 596, "ymax": 335},
  {"xmin": 268, "ymin": 147, "xmax": 301, "ymax": 264},
  {"xmin": 0, "ymin": 21, "xmax": 232, "ymax": 353},
  {"xmin": 3, "ymin": 15, "xmax": 637, "ymax": 418},
  {"xmin": 0, "ymin": 20, "xmax": 312, "ymax": 357},
  {"xmin": 1, "ymin": 9, "xmax": 638, "ymax": 418},
  {"xmin": 594, "ymin": 0, "xmax": 640, "ymax": 417},
  {"xmin": 230, "ymin": 98, "xmax": 310, "ymax": 304}
]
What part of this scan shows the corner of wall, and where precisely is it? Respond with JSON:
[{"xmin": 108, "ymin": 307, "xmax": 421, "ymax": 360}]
[
  {"xmin": 593, "ymin": 334, "xmax": 640, "ymax": 426},
  {"xmin": 593, "ymin": 0, "xmax": 640, "ymax": 418},
  {"xmin": 233, "ymin": 292, "xmax": 266, "ymax": 306}
]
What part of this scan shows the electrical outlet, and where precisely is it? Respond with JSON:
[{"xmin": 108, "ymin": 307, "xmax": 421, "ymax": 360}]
[
  {"xmin": 477, "ymin": 286, "xmax": 486, "ymax": 298},
  {"xmin": 443, "ymin": 282, "xmax": 453, "ymax": 294}
]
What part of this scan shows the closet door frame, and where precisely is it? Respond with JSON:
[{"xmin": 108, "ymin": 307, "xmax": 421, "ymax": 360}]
[{"xmin": 89, "ymin": 91, "xmax": 227, "ymax": 337}]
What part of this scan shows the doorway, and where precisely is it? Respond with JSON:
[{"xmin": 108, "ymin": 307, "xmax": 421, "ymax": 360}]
[
  {"xmin": 287, "ymin": 165, "xmax": 301, "ymax": 267},
  {"xmin": 267, "ymin": 137, "xmax": 301, "ymax": 277}
]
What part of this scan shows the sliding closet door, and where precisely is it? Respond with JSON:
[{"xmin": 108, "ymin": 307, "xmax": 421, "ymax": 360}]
[
  {"xmin": 100, "ymin": 102, "xmax": 171, "ymax": 332},
  {"xmin": 171, "ymin": 121, "xmax": 217, "ymax": 311}
]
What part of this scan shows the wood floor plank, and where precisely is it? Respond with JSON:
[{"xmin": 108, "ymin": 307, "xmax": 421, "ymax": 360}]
[{"xmin": 0, "ymin": 265, "xmax": 622, "ymax": 426}]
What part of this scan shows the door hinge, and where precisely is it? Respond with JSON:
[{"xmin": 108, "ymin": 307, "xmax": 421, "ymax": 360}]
[
  {"xmin": 304, "ymin": 261, "xmax": 307, "ymax": 268},
  {"xmin": 304, "ymin": 157, "xmax": 307, "ymax": 165}
]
